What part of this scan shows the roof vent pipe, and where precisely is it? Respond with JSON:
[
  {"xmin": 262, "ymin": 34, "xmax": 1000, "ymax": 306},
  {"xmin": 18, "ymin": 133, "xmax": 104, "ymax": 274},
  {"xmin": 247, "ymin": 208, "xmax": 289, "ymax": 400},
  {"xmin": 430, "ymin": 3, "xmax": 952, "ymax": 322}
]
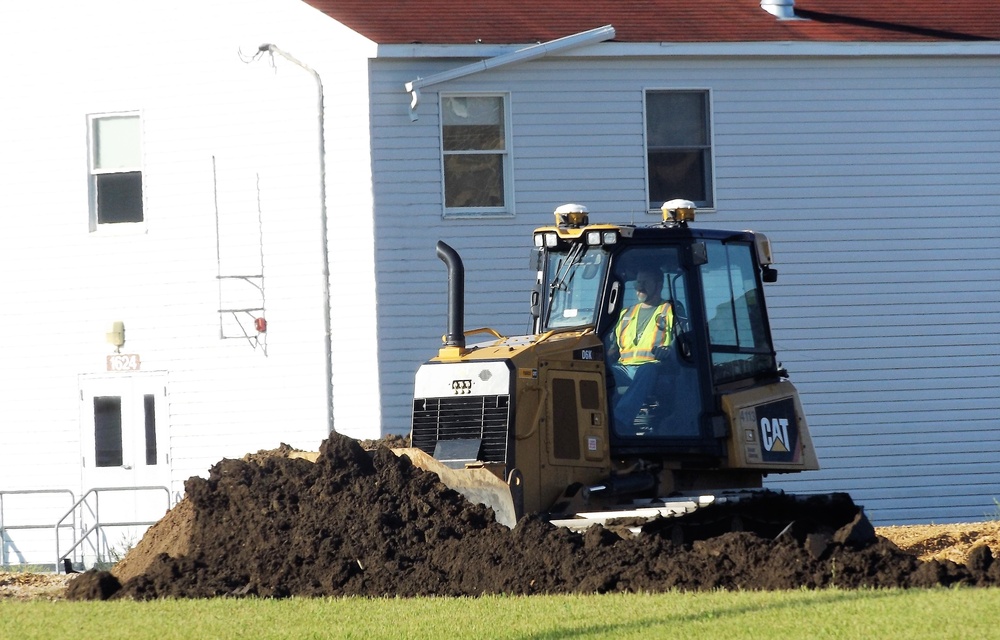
[{"xmin": 761, "ymin": 0, "xmax": 796, "ymax": 19}]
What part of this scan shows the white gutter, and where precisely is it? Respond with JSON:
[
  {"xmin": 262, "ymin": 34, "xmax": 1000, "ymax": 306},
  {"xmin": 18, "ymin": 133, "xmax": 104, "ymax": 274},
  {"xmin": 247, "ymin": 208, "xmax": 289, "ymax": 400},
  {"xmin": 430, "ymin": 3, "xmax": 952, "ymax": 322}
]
[{"xmin": 404, "ymin": 24, "xmax": 615, "ymax": 121}]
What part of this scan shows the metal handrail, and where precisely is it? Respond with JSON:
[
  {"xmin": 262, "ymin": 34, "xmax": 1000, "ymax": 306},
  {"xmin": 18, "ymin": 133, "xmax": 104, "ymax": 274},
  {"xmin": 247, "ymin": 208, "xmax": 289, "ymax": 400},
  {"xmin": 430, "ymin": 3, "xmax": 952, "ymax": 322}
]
[
  {"xmin": 55, "ymin": 486, "xmax": 170, "ymax": 571},
  {"xmin": 0, "ymin": 489, "xmax": 76, "ymax": 569}
]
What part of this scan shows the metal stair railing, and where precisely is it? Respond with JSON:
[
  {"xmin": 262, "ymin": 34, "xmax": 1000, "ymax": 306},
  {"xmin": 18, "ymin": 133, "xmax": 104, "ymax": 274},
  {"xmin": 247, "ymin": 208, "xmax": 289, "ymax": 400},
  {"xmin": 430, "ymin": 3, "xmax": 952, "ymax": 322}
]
[
  {"xmin": 0, "ymin": 489, "xmax": 76, "ymax": 571},
  {"xmin": 55, "ymin": 486, "xmax": 170, "ymax": 571}
]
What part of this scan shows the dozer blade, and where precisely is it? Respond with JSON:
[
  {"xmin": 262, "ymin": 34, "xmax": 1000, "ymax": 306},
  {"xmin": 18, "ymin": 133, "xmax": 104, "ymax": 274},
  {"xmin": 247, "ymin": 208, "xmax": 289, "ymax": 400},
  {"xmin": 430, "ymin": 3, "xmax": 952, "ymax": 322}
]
[{"xmin": 391, "ymin": 447, "xmax": 519, "ymax": 528}]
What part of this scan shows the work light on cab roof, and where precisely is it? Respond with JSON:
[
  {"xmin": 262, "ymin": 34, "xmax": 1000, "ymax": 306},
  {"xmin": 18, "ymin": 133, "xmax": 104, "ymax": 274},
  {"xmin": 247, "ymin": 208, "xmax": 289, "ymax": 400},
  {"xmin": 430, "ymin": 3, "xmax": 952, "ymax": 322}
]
[
  {"xmin": 536, "ymin": 203, "xmax": 621, "ymax": 249},
  {"xmin": 661, "ymin": 198, "xmax": 696, "ymax": 225},
  {"xmin": 554, "ymin": 202, "xmax": 589, "ymax": 227}
]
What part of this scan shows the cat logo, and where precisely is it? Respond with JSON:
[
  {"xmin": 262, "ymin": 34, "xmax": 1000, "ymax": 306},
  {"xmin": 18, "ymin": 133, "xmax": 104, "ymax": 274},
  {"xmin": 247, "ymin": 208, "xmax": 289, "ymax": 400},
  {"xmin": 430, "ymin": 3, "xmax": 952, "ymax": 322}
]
[
  {"xmin": 451, "ymin": 379, "xmax": 473, "ymax": 394},
  {"xmin": 753, "ymin": 397, "xmax": 797, "ymax": 464},
  {"xmin": 760, "ymin": 417, "xmax": 790, "ymax": 452}
]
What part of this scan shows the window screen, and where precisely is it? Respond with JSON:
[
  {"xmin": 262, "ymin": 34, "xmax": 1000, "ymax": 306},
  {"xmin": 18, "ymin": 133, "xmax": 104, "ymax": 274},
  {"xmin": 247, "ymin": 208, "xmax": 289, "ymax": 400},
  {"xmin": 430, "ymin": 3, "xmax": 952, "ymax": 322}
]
[
  {"xmin": 646, "ymin": 91, "xmax": 713, "ymax": 209},
  {"xmin": 90, "ymin": 114, "xmax": 143, "ymax": 226},
  {"xmin": 441, "ymin": 95, "xmax": 509, "ymax": 214}
]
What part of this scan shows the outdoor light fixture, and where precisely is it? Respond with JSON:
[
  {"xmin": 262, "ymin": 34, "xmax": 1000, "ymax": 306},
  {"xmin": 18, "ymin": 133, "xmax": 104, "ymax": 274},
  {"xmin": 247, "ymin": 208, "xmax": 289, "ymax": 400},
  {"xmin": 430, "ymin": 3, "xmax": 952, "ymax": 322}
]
[{"xmin": 106, "ymin": 321, "xmax": 125, "ymax": 349}]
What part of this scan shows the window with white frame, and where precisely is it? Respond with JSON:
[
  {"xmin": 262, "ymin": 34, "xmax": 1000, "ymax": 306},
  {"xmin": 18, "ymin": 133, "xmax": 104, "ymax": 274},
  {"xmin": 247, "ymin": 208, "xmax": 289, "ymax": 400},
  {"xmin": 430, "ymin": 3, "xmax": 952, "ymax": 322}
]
[
  {"xmin": 89, "ymin": 113, "xmax": 143, "ymax": 228},
  {"xmin": 441, "ymin": 95, "xmax": 511, "ymax": 216},
  {"xmin": 645, "ymin": 90, "xmax": 713, "ymax": 209}
]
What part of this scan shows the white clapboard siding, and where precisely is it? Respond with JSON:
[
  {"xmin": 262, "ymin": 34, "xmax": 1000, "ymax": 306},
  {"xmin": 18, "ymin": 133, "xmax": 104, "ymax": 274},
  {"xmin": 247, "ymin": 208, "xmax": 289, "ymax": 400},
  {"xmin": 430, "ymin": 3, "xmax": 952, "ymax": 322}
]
[
  {"xmin": 0, "ymin": 0, "xmax": 380, "ymax": 565},
  {"xmin": 701, "ymin": 56, "xmax": 1000, "ymax": 525}
]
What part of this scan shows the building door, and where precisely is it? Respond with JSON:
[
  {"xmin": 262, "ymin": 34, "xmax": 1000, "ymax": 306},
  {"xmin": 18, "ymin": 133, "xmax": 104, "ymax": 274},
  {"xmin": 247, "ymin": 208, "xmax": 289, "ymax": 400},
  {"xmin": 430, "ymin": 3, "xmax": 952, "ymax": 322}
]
[{"xmin": 78, "ymin": 372, "xmax": 171, "ymax": 564}]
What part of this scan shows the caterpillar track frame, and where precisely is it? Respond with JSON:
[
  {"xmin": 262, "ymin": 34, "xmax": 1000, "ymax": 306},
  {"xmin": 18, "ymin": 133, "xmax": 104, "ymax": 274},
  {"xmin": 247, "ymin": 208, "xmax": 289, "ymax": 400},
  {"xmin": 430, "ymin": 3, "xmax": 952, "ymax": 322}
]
[{"xmin": 406, "ymin": 202, "xmax": 861, "ymax": 535}]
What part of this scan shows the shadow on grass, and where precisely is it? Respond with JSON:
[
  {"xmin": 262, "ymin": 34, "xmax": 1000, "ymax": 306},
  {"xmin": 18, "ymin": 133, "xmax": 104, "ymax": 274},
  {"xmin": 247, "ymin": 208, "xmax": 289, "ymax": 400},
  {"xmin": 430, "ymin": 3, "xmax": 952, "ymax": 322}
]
[{"xmin": 514, "ymin": 589, "xmax": 907, "ymax": 640}]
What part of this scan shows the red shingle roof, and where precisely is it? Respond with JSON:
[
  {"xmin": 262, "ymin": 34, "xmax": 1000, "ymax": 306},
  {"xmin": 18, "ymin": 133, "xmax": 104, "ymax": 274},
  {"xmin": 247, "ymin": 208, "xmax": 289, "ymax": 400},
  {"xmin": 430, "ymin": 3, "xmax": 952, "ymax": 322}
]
[{"xmin": 303, "ymin": 0, "xmax": 1000, "ymax": 45}]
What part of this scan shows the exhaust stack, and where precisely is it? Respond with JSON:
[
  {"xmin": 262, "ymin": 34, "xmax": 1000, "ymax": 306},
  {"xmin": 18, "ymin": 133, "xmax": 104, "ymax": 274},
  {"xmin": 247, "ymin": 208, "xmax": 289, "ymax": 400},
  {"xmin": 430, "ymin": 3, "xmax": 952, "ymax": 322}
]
[{"xmin": 435, "ymin": 241, "xmax": 466, "ymax": 355}]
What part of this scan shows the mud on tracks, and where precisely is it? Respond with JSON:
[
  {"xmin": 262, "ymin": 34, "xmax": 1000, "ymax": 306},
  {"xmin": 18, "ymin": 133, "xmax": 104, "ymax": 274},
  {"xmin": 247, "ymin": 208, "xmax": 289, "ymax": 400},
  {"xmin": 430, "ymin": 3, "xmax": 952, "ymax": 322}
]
[{"xmin": 67, "ymin": 433, "xmax": 1000, "ymax": 600}]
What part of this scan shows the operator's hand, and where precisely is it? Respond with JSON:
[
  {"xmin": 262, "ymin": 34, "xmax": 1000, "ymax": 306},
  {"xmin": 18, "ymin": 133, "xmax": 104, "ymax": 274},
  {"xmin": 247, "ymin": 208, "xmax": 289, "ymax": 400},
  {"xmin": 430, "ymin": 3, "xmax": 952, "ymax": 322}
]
[{"xmin": 653, "ymin": 346, "xmax": 671, "ymax": 361}]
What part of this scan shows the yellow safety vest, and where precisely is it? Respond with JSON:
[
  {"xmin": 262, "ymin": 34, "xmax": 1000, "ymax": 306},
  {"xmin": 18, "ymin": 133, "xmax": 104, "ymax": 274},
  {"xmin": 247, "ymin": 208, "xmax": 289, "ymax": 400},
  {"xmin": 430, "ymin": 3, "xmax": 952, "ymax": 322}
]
[{"xmin": 616, "ymin": 302, "xmax": 673, "ymax": 365}]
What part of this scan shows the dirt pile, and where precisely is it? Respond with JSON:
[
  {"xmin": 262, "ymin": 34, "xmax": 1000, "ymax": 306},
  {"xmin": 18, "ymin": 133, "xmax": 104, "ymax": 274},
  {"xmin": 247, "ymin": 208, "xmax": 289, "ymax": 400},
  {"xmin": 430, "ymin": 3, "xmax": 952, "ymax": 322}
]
[
  {"xmin": 67, "ymin": 433, "xmax": 1000, "ymax": 600},
  {"xmin": 879, "ymin": 522, "xmax": 1000, "ymax": 565},
  {"xmin": 0, "ymin": 572, "xmax": 71, "ymax": 601}
]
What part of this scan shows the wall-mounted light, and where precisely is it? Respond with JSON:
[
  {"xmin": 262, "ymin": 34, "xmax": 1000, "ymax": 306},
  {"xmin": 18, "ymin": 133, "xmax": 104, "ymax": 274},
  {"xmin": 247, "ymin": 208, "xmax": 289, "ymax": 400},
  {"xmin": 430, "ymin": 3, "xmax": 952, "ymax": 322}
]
[{"xmin": 106, "ymin": 321, "xmax": 125, "ymax": 350}]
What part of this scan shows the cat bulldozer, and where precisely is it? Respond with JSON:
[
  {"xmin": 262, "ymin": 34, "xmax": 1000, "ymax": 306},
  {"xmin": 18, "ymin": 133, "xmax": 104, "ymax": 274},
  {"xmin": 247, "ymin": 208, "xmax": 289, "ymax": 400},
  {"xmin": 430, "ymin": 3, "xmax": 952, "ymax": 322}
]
[{"xmin": 400, "ymin": 201, "xmax": 865, "ymax": 538}]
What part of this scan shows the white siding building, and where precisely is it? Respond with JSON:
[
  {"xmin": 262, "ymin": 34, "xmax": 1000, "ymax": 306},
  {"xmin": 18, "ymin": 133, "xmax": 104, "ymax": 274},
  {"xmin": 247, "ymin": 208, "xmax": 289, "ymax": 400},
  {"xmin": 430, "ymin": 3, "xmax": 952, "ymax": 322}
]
[
  {"xmin": 349, "ymin": 0, "xmax": 1000, "ymax": 527},
  {"xmin": 2, "ymin": 0, "xmax": 999, "ymax": 568},
  {"xmin": 0, "ymin": 0, "xmax": 380, "ymax": 568},
  {"xmin": 365, "ymin": 46, "xmax": 1000, "ymax": 526}
]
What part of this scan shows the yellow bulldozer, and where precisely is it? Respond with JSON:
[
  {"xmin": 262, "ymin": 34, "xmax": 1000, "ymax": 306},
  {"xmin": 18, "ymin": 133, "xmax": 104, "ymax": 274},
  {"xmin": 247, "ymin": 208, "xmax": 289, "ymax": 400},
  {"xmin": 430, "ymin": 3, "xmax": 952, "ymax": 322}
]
[{"xmin": 399, "ymin": 201, "xmax": 859, "ymax": 537}]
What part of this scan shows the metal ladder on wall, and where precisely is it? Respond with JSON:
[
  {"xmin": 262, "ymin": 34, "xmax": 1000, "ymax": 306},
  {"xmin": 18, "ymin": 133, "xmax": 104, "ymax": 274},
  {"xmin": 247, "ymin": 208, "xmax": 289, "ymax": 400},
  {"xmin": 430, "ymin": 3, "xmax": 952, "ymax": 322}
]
[{"xmin": 213, "ymin": 156, "xmax": 268, "ymax": 354}]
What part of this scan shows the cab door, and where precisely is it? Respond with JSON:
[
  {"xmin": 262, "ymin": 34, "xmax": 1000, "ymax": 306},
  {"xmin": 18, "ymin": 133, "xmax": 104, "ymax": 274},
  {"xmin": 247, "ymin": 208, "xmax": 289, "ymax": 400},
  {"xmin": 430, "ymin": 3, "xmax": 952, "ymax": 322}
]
[{"xmin": 78, "ymin": 373, "xmax": 171, "ymax": 561}]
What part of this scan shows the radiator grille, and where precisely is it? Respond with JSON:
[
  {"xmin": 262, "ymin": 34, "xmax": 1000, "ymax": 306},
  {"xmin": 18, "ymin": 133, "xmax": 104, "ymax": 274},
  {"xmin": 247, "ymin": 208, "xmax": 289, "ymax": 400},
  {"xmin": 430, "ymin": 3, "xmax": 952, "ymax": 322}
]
[{"xmin": 411, "ymin": 395, "xmax": 511, "ymax": 464}]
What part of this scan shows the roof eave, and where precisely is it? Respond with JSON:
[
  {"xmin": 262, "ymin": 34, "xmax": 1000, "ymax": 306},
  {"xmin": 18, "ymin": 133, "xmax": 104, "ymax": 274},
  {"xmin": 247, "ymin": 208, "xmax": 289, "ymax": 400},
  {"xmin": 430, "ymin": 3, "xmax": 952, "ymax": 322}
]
[{"xmin": 378, "ymin": 40, "xmax": 1000, "ymax": 59}]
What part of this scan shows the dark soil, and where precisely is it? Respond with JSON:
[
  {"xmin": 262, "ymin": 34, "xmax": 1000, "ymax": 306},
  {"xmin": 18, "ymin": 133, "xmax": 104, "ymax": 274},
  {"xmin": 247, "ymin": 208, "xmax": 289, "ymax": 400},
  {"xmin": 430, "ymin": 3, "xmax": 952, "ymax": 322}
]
[{"xmin": 66, "ymin": 433, "xmax": 1000, "ymax": 600}]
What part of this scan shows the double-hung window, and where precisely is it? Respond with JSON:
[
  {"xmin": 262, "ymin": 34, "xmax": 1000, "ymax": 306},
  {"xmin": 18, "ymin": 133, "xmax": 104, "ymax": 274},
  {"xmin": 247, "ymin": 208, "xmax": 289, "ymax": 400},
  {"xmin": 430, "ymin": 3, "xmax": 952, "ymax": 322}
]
[
  {"xmin": 441, "ymin": 94, "xmax": 511, "ymax": 217},
  {"xmin": 88, "ymin": 113, "xmax": 143, "ymax": 229},
  {"xmin": 645, "ymin": 90, "xmax": 714, "ymax": 210}
]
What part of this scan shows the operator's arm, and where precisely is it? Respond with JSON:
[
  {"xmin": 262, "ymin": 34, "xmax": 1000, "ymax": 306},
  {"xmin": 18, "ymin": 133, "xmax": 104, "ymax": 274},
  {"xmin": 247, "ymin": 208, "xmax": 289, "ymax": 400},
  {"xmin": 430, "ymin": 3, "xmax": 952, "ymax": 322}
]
[
  {"xmin": 605, "ymin": 328, "xmax": 621, "ymax": 363},
  {"xmin": 652, "ymin": 304, "xmax": 673, "ymax": 360},
  {"xmin": 606, "ymin": 305, "xmax": 631, "ymax": 362}
]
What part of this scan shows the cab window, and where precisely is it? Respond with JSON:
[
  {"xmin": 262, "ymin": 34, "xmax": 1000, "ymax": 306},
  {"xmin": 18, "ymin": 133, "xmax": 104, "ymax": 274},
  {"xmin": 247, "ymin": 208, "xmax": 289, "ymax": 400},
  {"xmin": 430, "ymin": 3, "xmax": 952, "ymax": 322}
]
[
  {"xmin": 701, "ymin": 240, "xmax": 775, "ymax": 384},
  {"xmin": 543, "ymin": 246, "xmax": 609, "ymax": 329},
  {"xmin": 603, "ymin": 246, "xmax": 702, "ymax": 439}
]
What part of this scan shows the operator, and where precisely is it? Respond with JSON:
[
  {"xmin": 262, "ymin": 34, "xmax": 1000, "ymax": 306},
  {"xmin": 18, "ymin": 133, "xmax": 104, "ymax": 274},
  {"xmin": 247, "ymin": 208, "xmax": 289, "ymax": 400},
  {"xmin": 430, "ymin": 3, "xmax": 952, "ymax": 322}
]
[{"xmin": 607, "ymin": 268, "xmax": 674, "ymax": 432}]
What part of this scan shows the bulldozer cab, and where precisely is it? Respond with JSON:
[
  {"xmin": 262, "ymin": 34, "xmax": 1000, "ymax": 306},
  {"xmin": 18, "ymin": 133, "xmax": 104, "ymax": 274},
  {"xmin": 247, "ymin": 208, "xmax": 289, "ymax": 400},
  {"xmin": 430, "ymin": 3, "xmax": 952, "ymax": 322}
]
[{"xmin": 533, "ymin": 209, "xmax": 782, "ymax": 457}]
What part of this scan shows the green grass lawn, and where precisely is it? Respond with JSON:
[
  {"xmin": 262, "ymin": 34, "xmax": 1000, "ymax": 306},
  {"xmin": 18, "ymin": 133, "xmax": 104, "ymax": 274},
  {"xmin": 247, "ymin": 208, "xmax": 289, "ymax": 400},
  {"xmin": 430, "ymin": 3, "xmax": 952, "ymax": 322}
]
[{"xmin": 4, "ymin": 589, "xmax": 1000, "ymax": 640}]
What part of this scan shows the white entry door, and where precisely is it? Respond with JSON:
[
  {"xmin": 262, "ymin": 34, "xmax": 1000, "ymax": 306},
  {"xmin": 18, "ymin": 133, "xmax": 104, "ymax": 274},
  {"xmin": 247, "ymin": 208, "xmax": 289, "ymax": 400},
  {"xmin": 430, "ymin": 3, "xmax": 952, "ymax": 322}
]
[{"xmin": 78, "ymin": 373, "xmax": 172, "ymax": 563}]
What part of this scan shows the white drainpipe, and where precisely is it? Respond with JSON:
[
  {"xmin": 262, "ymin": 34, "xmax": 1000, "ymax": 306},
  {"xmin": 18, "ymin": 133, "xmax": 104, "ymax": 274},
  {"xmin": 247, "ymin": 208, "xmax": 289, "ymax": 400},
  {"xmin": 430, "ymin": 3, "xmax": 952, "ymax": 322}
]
[
  {"xmin": 257, "ymin": 44, "xmax": 336, "ymax": 436},
  {"xmin": 404, "ymin": 24, "xmax": 616, "ymax": 121}
]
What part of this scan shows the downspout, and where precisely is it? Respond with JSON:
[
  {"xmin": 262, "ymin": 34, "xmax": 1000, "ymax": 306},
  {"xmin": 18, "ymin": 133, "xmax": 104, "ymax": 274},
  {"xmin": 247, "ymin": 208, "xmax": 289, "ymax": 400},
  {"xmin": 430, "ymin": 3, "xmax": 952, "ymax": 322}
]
[
  {"xmin": 258, "ymin": 44, "xmax": 336, "ymax": 435},
  {"xmin": 404, "ymin": 24, "xmax": 616, "ymax": 120}
]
